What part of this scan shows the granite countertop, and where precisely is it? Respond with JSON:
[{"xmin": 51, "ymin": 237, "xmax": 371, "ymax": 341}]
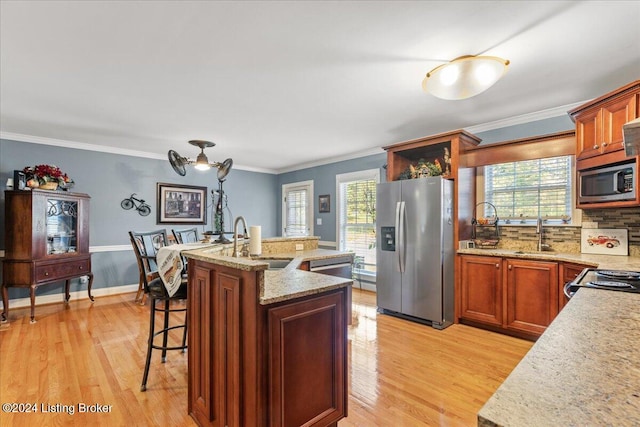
[
  {"xmin": 478, "ymin": 288, "xmax": 640, "ymax": 426},
  {"xmin": 184, "ymin": 245, "xmax": 353, "ymax": 305},
  {"xmin": 458, "ymin": 248, "xmax": 640, "ymax": 271}
]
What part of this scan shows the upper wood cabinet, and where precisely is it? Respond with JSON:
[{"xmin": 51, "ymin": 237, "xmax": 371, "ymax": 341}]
[
  {"xmin": 569, "ymin": 80, "xmax": 640, "ymax": 164},
  {"xmin": 383, "ymin": 130, "xmax": 481, "ymax": 245},
  {"xmin": 383, "ymin": 129, "xmax": 481, "ymax": 181}
]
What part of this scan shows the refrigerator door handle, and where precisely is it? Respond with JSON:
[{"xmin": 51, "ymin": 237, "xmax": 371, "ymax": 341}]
[
  {"xmin": 394, "ymin": 201, "xmax": 401, "ymax": 271},
  {"xmin": 398, "ymin": 201, "xmax": 406, "ymax": 273}
]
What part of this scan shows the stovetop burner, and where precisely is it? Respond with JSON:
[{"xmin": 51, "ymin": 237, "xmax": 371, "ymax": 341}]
[
  {"xmin": 585, "ymin": 280, "xmax": 636, "ymax": 290},
  {"xmin": 564, "ymin": 268, "xmax": 640, "ymax": 298},
  {"xmin": 596, "ymin": 270, "xmax": 640, "ymax": 281}
]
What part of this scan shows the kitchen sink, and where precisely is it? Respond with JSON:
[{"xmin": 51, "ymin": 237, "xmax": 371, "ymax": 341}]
[
  {"xmin": 512, "ymin": 250, "xmax": 556, "ymax": 256},
  {"xmin": 258, "ymin": 258, "xmax": 292, "ymax": 270}
]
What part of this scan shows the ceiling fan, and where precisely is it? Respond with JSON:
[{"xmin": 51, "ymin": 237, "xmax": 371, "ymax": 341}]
[
  {"xmin": 168, "ymin": 140, "xmax": 234, "ymax": 243},
  {"xmin": 168, "ymin": 140, "xmax": 233, "ymax": 180}
]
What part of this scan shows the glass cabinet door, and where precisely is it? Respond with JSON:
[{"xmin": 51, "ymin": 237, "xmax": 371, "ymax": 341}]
[{"xmin": 46, "ymin": 198, "xmax": 78, "ymax": 255}]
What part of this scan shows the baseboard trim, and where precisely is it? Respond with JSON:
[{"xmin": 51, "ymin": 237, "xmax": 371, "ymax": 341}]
[{"xmin": 0, "ymin": 284, "xmax": 139, "ymax": 311}]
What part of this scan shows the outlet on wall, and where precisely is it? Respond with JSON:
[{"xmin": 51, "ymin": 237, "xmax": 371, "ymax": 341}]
[
  {"xmin": 80, "ymin": 275, "xmax": 89, "ymax": 284},
  {"xmin": 582, "ymin": 221, "xmax": 598, "ymax": 229},
  {"xmin": 295, "ymin": 244, "xmax": 304, "ymax": 251}
]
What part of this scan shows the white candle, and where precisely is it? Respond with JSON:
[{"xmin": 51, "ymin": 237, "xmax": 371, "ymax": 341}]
[{"xmin": 249, "ymin": 225, "xmax": 262, "ymax": 256}]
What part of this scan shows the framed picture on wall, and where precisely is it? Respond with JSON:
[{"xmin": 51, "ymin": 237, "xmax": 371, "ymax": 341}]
[
  {"xmin": 580, "ymin": 228, "xmax": 628, "ymax": 256},
  {"xmin": 13, "ymin": 170, "xmax": 26, "ymax": 190},
  {"xmin": 157, "ymin": 183, "xmax": 207, "ymax": 224},
  {"xmin": 319, "ymin": 194, "xmax": 330, "ymax": 213}
]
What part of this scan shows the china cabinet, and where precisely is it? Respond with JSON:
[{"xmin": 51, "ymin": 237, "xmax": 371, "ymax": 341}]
[{"xmin": 2, "ymin": 190, "xmax": 93, "ymax": 323}]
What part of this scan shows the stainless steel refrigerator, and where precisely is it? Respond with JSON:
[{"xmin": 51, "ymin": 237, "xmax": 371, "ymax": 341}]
[{"xmin": 376, "ymin": 177, "xmax": 454, "ymax": 329}]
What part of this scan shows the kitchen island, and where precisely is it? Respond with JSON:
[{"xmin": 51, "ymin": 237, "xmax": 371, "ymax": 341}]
[
  {"xmin": 478, "ymin": 287, "xmax": 640, "ymax": 426},
  {"xmin": 183, "ymin": 243, "xmax": 352, "ymax": 427}
]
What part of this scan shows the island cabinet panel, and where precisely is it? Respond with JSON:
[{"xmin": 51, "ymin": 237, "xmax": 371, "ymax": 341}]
[
  {"xmin": 504, "ymin": 259, "xmax": 559, "ymax": 336},
  {"xmin": 187, "ymin": 258, "xmax": 348, "ymax": 427},
  {"xmin": 460, "ymin": 255, "xmax": 503, "ymax": 326},
  {"xmin": 189, "ymin": 264, "xmax": 215, "ymax": 424},
  {"xmin": 268, "ymin": 291, "xmax": 346, "ymax": 427}
]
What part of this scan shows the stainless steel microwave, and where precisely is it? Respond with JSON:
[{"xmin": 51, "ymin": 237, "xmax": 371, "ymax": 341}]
[{"xmin": 578, "ymin": 162, "xmax": 636, "ymax": 203}]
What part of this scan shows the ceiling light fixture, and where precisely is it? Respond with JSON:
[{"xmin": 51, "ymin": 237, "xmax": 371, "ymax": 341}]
[
  {"xmin": 422, "ymin": 55, "xmax": 510, "ymax": 100},
  {"xmin": 168, "ymin": 140, "xmax": 234, "ymax": 243}
]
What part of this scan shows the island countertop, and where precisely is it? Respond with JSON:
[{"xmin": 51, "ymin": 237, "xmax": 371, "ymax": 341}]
[
  {"xmin": 184, "ymin": 246, "xmax": 353, "ymax": 305},
  {"xmin": 478, "ymin": 288, "xmax": 640, "ymax": 426}
]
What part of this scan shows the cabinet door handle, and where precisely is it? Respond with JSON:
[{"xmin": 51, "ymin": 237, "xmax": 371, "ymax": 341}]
[
  {"xmin": 508, "ymin": 265, "xmax": 512, "ymax": 270},
  {"xmin": 593, "ymin": 144, "xmax": 599, "ymax": 149},
  {"xmin": 44, "ymin": 272, "xmax": 49, "ymax": 276},
  {"xmin": 79, "ymin": 266, "xmax": 83, "ymax": 270},
  {"xmin": 495, "ymin": 263, "xmax": 499, "ymax": 269},
  {"xmin": 602, "ymin": 142, "xmax": 608, "ymax": 147}
]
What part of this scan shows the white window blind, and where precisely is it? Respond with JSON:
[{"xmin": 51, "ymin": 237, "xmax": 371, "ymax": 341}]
[
  {"xmin": 484, "ymin": 156, "xmax": 572, "ymax": 223},
  {"xmin": 337, "ymin": 170, "xmax": 379, "ymax": 276},
  {"xmin": 285, "ymin": 188, "xmax": 308, "ymax": 236}
]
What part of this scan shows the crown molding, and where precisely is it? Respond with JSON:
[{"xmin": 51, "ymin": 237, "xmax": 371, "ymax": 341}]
[
  {"xmin": 2, "ymin": 101, "xmax": 587, "ymax": 175},
  {"xmin": 0, "ymin": 132, "xmax": 277, "ymax": 174},
  {"xmin": 276, "ymin": 146, "xmax": 385, "ymax": 174},
  {"xmin": 463, "ymin": 101, "xmax": 588, "ymax": 134}
]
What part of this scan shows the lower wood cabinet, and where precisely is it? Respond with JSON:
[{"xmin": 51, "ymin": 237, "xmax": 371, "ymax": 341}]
[
  {"xmin": 459, "ymin": 255, "xmax": 561, "ymax": 339},
  {"xmin": 559, "ymin": 262, "xmax": 589, "ymax": 311},
  {"xmin": 188, "ymin": 259, "xmax": 348, "ymax": 427},
  {"xmin": 460, "ymin": 255, "xmax": 503, "ymax": 326},
  {"xmin": 504, "ymin": 258, "xmax": 558, "ymax": 336}
]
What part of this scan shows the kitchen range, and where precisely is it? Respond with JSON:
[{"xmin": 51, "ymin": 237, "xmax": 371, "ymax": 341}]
[{"xmin": 564, "ymin": 268, "xmax": 640, "ymax": 297}]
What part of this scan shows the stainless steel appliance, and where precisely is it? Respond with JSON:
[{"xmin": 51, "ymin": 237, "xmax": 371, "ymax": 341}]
[
  {"xmin": 564, "ymin": 268, "xmax": 640, "ymax": 299},
  {"xmin": 578, "ymin": 161, "xmax": 636, "ymax": 204},
  {"xmin": 376, "ymin": 177, "xmax": 454, "ymax": 329}
]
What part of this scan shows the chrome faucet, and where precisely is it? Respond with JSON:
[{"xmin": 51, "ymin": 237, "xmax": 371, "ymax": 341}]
[
  {"xmin": 536, "ymin": 217, "xmax": 544, "ymax": 252},
  {"xmin": 232, "ymin": 215, "xmax": 249, "ymax": 257}
]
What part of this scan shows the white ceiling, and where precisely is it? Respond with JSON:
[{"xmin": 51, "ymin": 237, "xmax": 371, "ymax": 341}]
[{"xmin": 1, "ymin": 1, "xmax": 639, "ymax": 173}]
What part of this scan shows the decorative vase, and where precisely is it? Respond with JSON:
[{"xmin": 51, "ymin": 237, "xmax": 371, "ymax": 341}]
[{"xmin": 40, "ymin": 182, "xmax": 59, "ymax": 191}]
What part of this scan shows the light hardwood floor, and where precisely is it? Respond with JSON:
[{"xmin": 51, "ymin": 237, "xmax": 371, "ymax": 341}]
[{"xmin": 0, "ymin": 289, "xmax": 532, "ymax": 426}]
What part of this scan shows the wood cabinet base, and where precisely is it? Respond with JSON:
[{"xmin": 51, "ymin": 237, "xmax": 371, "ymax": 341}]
[{"xmin": 188, "ymin": 259, "xmax": 348, "ymax": 427}]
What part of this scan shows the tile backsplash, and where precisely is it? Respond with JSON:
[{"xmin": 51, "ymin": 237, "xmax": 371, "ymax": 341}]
[{"xmin": 475, "ymin": 207, "xmax": 640, "ymax": 257}]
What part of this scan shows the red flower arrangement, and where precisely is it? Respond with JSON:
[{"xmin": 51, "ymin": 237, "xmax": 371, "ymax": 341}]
[{"xmin": 23, "ymin": 164, "xmax": 74, "ymax": 189}]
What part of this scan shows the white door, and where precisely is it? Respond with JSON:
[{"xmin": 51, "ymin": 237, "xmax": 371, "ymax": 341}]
[{"xmin": 282, "ymin": 180, "xmax": 314, "ymax": 237}]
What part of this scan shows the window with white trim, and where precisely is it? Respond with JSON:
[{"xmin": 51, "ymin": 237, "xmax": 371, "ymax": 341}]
[
  {"xmin": 483, "ymin": 155, "xmax": 574, "ymax": 224},
  {"xmin": 282, "ymin": 180, "xmax": 313, "ymax": 236},
  {"xmin": 336, "ymin": 169, "xmax": 379, "ymax": 277}
]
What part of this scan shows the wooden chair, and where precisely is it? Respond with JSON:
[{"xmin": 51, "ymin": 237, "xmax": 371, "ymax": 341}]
[{"xmin": 128, "ymin": 230, "xmax": 188, "ymax": 391}]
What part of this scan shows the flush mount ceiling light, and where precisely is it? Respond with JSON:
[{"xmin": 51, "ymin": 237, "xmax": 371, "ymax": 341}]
[{"xmin": 422, "ymin": 55, "xmax": 510, "ymax": 100}]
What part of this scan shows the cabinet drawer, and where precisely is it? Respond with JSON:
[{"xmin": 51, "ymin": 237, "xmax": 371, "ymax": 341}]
[{"xmin": 35, "ymin": 259, "xmax": 90, "ymax": 283}]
